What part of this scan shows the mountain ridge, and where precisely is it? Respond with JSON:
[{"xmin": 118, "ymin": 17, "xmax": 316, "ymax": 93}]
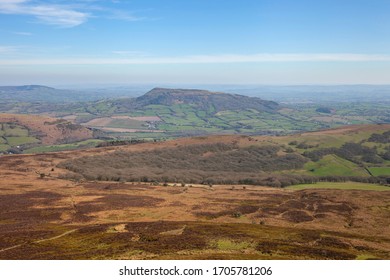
[
  {"xmin": 120, "ymin": 87, "xmax": 281, "ymax": 113},
  {"xmin": 0, "ymin": 85, "xmax": 55, "ymax": 92}
]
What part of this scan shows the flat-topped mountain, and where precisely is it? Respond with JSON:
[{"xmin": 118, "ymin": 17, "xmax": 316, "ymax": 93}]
[
  {"xmin": 117, "ymin": 87, "xmax": 280, "ymax": 113},
  {"xmin": 143, "ymin": 87, "xmax": 223, "ymax": 96}
]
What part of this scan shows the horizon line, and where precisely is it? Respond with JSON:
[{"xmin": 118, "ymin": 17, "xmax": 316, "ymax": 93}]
[{"xmin": 1, "ymin": 53, "xmax": 390, "ymax": 65}]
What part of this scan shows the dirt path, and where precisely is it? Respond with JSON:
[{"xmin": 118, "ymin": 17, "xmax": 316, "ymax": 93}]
[
  {"xmin": 35, "ymin": 229, "xmax": 78, "ymax": 243},
  {"xmin": 0, "ymin": 229, "xmax": 78, "ymax": 253},
  {"xmin": 0, "ymin": 244, "xmax": 22, "ymax": 253}
]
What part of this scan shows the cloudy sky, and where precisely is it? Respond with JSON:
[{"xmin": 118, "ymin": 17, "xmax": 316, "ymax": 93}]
[{"xmin": 1, "ymin": 0, "xmax": 390, "ymax": 85}]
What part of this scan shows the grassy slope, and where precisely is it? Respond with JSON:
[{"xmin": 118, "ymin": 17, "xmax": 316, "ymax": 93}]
[
  {"xmin": 303, "ymin": 154, "xmax": 369, "ymax": 176},
  {"xmin": 273, "ymin": 125, "xmax": 390, "ymax": 180},
  {"xmin": 23, "ymin": 139, "xmax": 104, "ymax": 153},
  {"xmin": 0, "ymin": 114, "xmax": 96, "ymax": 153},
  {"xmin": 286, "ymin": 182, "xmax": 390, "ymax": 191},
  {"xmin": 368, "ymin": 167, "xmax": 390, "ymax": 176},
  {"xmin": 57, "ymin": 124, "xmax": 390, "ymax": 188}
]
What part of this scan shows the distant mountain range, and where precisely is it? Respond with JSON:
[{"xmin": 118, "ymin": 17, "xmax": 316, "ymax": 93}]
[
  {"xmin": 0, "ymin": 85, "xmax": 129, "ymax": 103},
  {"xmin": 0, "ymin": 85, "xmax": 76, "ymax": 102},
  {"xmin": 2, "ymin": 84, "xmax": 390, "ymax": 104}
]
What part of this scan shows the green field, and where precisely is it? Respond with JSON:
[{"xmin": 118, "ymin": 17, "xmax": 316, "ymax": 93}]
[
  {"xmin": 304, "ymin": 155, "xmax": 369, "ymax": 176},
  {"xmin": 368, "ymin": 167, "xmax": 390, "ymax": 176},
  {"xmin": 24, "ymin": 93, "xmax": 387, "ymax": 141},
  {"xmin": 106, "ymin": 119, "xmax": 147, "ymax": 129},
  {"xmin": 0, "ymin": 144, "xmax": 10, "ymax": 152},
  {"xmin": 2, "ymin": 123, "xmax": 29, "ymax": 137},
  {"xmin": 6, "ymin": 136, "xmax": 40, "ymax": 146},
  {"xmin": 287, "ymin": 182, "xmax": 390, "ymax": 191},
  {"xmin": 0, "ymin": 123, "xmax": 40, "ymax": 152},
  {"xmin": 23, "ymin": 139, "xmax": 104, "ymax": 153},
  {"xmin": 100, "ymin": 101, "xmax": 388, "ymax": 138}
]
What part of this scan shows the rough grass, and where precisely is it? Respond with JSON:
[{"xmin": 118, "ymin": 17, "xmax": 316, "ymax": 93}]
[
  {"xmin": 23, "ymin": 139, "xmax": 103, "ymax": 154},
  {"xmin": 2, "ymin": 221, "xmax": 382, "ymax": 260},
  {"xmin": 1, "ymin": 173, "xmax": 390, "ymax": 260},
  {"xmin": 2, "ymin": 125, "xmax": 390, "ymax": 260},
  {"xmin": 286, "ymin": 182, "xmax": 390, "ymax": 191},
  {"xmin": 213, "ymin": 239, "xmax": 252, "ymax": 250}
]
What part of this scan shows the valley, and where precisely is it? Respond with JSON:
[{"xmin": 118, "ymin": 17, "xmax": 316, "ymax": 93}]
[{"xmin": 1, "ymin": 86, "xmax": 389, "ymax": 153}]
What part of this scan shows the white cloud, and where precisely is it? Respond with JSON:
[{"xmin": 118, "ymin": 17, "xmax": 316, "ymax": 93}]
[
  {"xmin": 0, "ymin": 0, "xmax": 147, "ymax": 27},
  {"xmin": 1, "ymin": 53, "xmax": 390, "ymax": 65},
  {"xmin": 0, "ymin": 0, "xmax": 89, "ymax": 27}
]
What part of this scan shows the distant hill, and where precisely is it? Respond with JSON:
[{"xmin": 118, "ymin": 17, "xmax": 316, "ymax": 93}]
[
  {"xmin": 67, "ymin": 87, "xmax": 296, "ymax": 137},
  {"xmin": 1, "ymin": 86, "xmax": 389, "ymax": 139},
  {"xmin": 0, "ymin": 85, "xmax": 123, "ymax": 103},
  {"xmin": 0, "ymin": 85, "xmax": 76, "ymax": 103},
  {"xmin": 43, "ymin": 87, "xmax": 388, "ymax": 138},
  {"xmin": 134, "ymin": 88, "xmax": 280, "ymax": 112},
  {"xmin": 0, "ymin": 85, "xmax": 55, "ymax": 92}
]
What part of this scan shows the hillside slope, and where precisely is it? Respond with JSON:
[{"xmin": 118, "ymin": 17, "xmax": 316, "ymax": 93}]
[
  {"xmin": 59, "ymin": 124, "xmax": 390, "ymax": 186},
  {"xmin": 0, "ymin": 114, "xmax": 96, "ymax": 153}
]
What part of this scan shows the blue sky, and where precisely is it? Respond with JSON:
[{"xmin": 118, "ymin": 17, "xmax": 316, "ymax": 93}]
[{"xmin": 0, "ymin": 0, "xmax": 390, "ymax": 85}]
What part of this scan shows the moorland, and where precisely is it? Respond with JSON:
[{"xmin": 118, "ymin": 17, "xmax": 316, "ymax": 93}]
[
  {"xmin": 0, "ymin": 85, "xmax": 389, "ymax": 260},
  {"xmin": 0, "ymin": 123, "xmax": 389, "ymax": 259}
]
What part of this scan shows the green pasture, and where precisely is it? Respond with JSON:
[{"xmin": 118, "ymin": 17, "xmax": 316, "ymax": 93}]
[
  {"xmin": 23, "ymin": 139, "xmax": 103, "ymax": 153},
  {"xmin": 304, "ymin": 155, "xmax": 369, "ymax": 177},
  {"xmin": 368, "ymin": 167, "xmax": 390, "ymax": 176},
  {"xmin": 286, "ymin": 182, "xmax": 390, "ymax": 191}
]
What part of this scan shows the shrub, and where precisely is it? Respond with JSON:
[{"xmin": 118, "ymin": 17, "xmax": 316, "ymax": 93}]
[{"xmin": 232, "ymin": 212, "xmax": 242, "ymax": 218}]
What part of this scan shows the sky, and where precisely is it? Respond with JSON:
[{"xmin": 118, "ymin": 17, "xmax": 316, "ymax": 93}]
[{"xmin": 0, "ymin": 0, "xmax": 390, "ymax": 86}]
